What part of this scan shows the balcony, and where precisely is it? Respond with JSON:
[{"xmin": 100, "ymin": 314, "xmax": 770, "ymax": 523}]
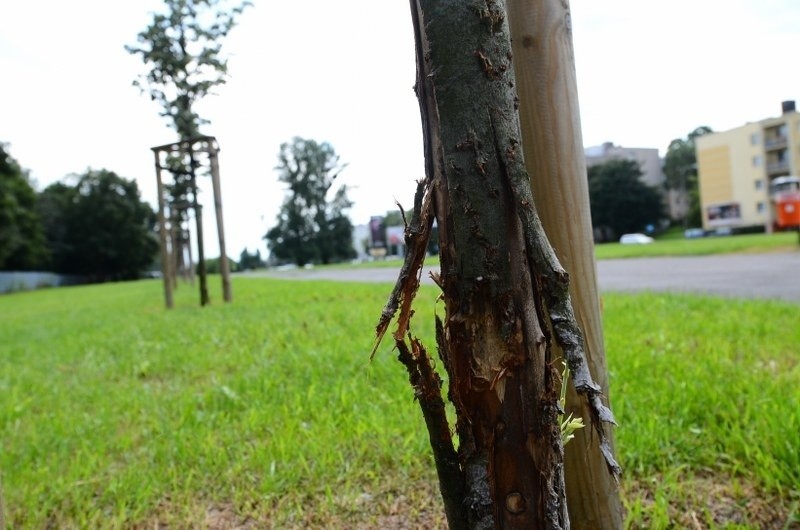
[
  {"xmin": 767, "ymin": 160, "xmax": 790, "ymax": 175},
  {"xmin": 764, "ymin": 135, "xmax": 788, "ymax": 150}
]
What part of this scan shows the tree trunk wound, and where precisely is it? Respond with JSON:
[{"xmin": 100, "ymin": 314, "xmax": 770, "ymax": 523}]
[{"xmin": 374, "ymin": 1, "xmax": 619, "ymax": 529}]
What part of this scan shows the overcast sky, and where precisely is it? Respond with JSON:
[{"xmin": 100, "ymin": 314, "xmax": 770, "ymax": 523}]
[{"xmin": 2, "ymin": 1, "xmax": 799, "ymax": 258}]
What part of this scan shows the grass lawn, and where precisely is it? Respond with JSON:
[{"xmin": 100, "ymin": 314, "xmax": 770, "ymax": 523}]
[
  {"xmin": 595, "ymin": 231, "xmax": 799, "ymax": 260},
  {"xmin": 1, "ymin": 278, "xmax": 798, "ymax": 529},
  {"xmin": 297, "ymin": 232, "xmax": 799, "ymax": 273}
]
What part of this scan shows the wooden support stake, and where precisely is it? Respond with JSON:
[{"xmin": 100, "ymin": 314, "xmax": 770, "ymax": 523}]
[
  {"xmin": 153, "ymin": 150, "xmax": 174, "ymax": 309},
  {"xmin": 208, "ymin": 141, "xmax": 232, "ymax": 303},
  {"xmin": 507, "ymin": 1, "xmax": 623, "ymax": 526}
]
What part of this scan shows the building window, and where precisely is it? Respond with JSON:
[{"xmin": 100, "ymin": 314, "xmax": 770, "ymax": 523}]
[
  {"xmin": 752, "ymin": 155, "xmax": 762, "ymax": 167},
  {"xmin": 751, "ymin": 132, "xmax": 761, "ymax": 145},
  {"xmin": 757, "ymin": 202, "xmax": 766, "ymax": 214},
  {"xmin": 755, "ymin": 179, "xmax": 764, "ymax": 190}
]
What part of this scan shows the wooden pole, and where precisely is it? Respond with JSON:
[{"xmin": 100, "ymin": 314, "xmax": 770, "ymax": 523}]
[
  {"xmin": 506, "ymin": 1, "xmax": 623, "ymax": 527},
  {"xmin": 208, "ymin": 140, "xmax": 232, "ymax": 303},
  {"xmin": 188, "ymin": 143, "xmax": 210, "ymax": 306},
  {"xmin": 153, "ymin": 150, "xmax": 174, "ymax": 309}
]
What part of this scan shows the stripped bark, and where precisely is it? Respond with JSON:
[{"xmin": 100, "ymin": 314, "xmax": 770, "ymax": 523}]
[{"xmin": 374, "ymin": 1, "xmax": 619, "ymax": 528}]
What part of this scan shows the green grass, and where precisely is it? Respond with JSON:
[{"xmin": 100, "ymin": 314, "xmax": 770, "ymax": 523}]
[
  {"xmin": 294, "ymin": 232, "xmax": 798, "ymax": 274},
  {"xmin": 595, "ymin": 231, "xmax": 799, "ymax": 259},
  {"xmin": 1, "ymin": 279, "xmax": 798, "ymax": 528}
]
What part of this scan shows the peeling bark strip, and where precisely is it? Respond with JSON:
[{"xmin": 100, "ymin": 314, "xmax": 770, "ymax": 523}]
[{"xmin": 374, "ymin": 1, "xmax": 619, "ymax": 529}]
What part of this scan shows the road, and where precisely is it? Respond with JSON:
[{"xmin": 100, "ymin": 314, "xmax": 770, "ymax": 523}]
[{"xmin": 252, "ymin": 252, "xmax": 800, "ymax": 303}]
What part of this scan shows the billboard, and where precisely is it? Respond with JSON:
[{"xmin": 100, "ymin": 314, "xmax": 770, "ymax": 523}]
[
  {"xmin": 369, "ymin": 216, "xmax": 387, "ymax": 248},
  {"xmin": 706, "ymin": 202, "xmax": 741, "ymax": 226}
]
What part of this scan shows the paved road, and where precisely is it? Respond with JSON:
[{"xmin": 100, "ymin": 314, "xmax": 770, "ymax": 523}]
[{"xmin": 253, "ymin": 251, "xmax": 800, "ymax": 303}]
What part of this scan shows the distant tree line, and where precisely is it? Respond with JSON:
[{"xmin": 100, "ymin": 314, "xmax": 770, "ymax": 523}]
[{"xmin": 0, "ymin": 143, "xmax": 158, "ymax": 281}]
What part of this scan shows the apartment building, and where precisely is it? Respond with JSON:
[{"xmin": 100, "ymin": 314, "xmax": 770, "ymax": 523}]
[{"xmin": 695, "ymin": 100, "xmax": 800, "ymax": 231}]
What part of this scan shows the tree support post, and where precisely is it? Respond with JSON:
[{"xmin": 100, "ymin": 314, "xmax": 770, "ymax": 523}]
[
  {"xmin": 208, "ymin": 141, "xmax": 232, "ymax": 303},
  {"xmin": 506, "ymin": 0, "xmax": 624, "ymax": 526},
  {"xmin": 188, "ymin": 143, "xmax": 210, "ymax": 307},
  {"xmin": 153, "ymin": 149, "xmax": 174, "ymax": 309}
]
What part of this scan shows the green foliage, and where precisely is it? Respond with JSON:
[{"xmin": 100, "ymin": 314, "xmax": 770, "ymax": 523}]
[
  {"xmin": 663, "ymin": 126, "xmax": 713, "ymax": 226},
  {"xmin": 237, "ymin": 247, "xmax": 265, "ymax": 270},
  {"xmin": 0, "ymin": 280, "xmax": 797, "ymax": 528},
  {"xmin": 126, "ymin": 0, "xmax": 250, "ymax": 139},
  {"xmin": 588, "ymin": 158, "xmax": 666, "ymax": 240},
  {"xmin": 38, "ymin": 170, "xmax": 158, "ymax": 280},
  {"xmin": 0, "ymin": 143, "xmax": 48, "ymax": 270},
  {"xmin": 200, "ymin": 255, "xmax": 238, "ymax": 274},
  {"xmin": 265, "ymin": 138, "xmax": 357, "ymax": 266}
]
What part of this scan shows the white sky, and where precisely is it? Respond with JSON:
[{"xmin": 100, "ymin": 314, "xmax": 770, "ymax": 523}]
[{"xmin": 2, "ymin": 1, "xmax": 799, "ymax": 258}]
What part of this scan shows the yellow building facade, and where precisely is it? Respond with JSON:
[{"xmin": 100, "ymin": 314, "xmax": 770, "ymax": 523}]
[{"xmin": 695, "ymin": 101, "xmax": 800, "ymax": 231}]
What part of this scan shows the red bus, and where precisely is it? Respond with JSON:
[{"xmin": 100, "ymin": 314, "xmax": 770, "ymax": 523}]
[{"xmin": 770, "ymin": 176, "xmax": 800, "ymax": 230}]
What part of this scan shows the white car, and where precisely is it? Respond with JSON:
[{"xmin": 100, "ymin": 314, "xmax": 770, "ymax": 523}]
[{"xmin": 619, "ymin": 233, "xmax": 654, "ymax": 244}]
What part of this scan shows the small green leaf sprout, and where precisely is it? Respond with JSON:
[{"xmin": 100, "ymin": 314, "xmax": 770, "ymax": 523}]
[{"xmin": 559, "ymin": 360, "xmax": 585, "ymax": 446}]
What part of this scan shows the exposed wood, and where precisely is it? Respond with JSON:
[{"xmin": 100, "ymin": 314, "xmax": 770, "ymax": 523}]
[
  {"xmin": 505, "ymin": 1, "xmax": 623, "ymax": 526},
  {"xmin": 375, "ymin": 1, "xmax": 620, "ymax": 528},
  {"xmin": 153, "ymin": 150, "xmax": 174, "ymax": 309},
  {"xmin": 208, "ymin": 143, "xmax": 232, "ymax": 303}
]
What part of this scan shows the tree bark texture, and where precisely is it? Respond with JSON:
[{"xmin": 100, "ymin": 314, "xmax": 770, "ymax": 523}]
[
  {"xmin": 506, "ymin": 1, "xmax": 623, "ymax": 527},
  {"xmin": 375, "ymin": 1, "xmax": 619, "ymax": 529}
]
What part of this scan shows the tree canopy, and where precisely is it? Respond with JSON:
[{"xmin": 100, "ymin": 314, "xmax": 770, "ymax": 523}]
[
  {"xmin": 238, "ymin": 248, "xmax": 265, "ymax": 270},
  {"xmin": 265, "ymin": 138, "xmax": 356, "ymax": 266},
  {"xmin": 663, "ymin": 126, "xmax": 712, "ymax": 226},
  {"xmin": 0, "ymin": 143, "xmax": 48, "ymax": 270},
  {"xmin": 126, "ymin": 0, "xmax": 250, "ymax": 139},
  {"xmin": 39, "ymin": 170, "xmax": 158, "ymax": 281},
  {"xmin": 588, "ymin": 158, "xmax": 666, "ymax": 240}
]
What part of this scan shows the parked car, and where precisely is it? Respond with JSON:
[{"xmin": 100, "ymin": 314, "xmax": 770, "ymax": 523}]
[
  {"xmin": 684, "ymin": 228, "xmax": 705, "ymax": 239},
  {"xmin": 619, "ymin": 233, "xmax": 654, "ymax": 244}
]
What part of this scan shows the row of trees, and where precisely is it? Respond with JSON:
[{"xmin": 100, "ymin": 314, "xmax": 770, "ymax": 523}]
[{"xmin": 0, "ymin": 144, "xmax": 158, "ymax": 280}]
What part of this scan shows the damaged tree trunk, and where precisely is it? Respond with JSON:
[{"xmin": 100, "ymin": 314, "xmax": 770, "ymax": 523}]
[{"xmin": 375, "ymin": 1, "xmax": 619, "ymax": 529}]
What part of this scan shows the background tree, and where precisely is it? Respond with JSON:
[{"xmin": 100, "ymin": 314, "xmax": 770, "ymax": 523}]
[
  {"xmin": 237, "ymin": 248, "xmax": 265, "ymax": 270},
  {"xmin": 0, "ymin": 144, "xmax": 48, "ymax": 270},
  {"xmin": 663, "ymin": 126, "xmax": 713, "ymax": 227},
  {"xmin": 36, "ymin": 182, "xmax": 77, "ymax": 273},
  {"xmin": 265, "ymin": 138, "xmax": 356, "ymax": 266},
  {"xmin": 200, "ymin": 255, "xmax": 238, "ymax": 274},
  {"xmin": 39, "ymin": 170, "xmax": 158, "ymax": 281},
  {"xmin": 589, "ymin": 158, "xmax": 666, "ymax": 240}
]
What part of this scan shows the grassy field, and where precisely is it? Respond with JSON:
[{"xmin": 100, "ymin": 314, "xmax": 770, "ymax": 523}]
[
  {"xmin": 312, "ymin": 231, "xmax": 799, "ymax": 271},
  {"xmin": 595, "ymin": 231, "xmax": 799, "ymax": 259},
  {"xmin": 1, "ymin": 277, "xmax": 799, "ymax": 529}
]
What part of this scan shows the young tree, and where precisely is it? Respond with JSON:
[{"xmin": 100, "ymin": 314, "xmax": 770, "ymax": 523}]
[
  {"xmin": 126, "ymin": 0, "xmax": 249, "ymax": 140},
  {"xmin": 588, "ymin": 159, "xmax": 666, "ymax": 240},
  {"xmin": 375, "ymin": 1, "xmax": 619, "ymax": 528},
  {"xmin": 39, "ymin": 170, "xmax": 158, "ymax": 281},
  {"xmin": 663, "ymin": 126, "xmax": 713, "ymax": 227},
  {"xmin": 0, "ymin": 144, "xmax": 48, "ymax": 270},
  {"xmin": 127, "ymin": 0, "xmax": 249, "ymax": 304},
  {"xmin": 265, "ymin": 138, "xmax": 356, "ymax": 266}
]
